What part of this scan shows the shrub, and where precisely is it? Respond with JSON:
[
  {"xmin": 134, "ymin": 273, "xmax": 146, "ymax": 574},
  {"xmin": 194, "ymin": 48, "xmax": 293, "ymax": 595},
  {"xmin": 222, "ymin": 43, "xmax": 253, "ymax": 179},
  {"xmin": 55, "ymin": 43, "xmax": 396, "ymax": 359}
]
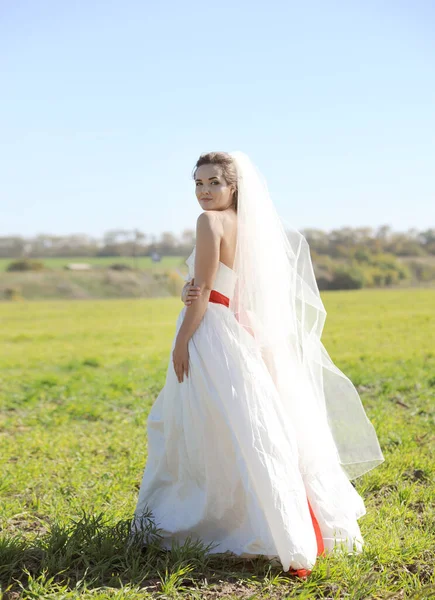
[
  {"xmin": 328, "ymin": 266, "xmax": 365, "ymax": 290},
  {"xmin": 346, "ymin": 251, "xmax": 410, "ymax": 287},
  {"xmin": 6, "ymin": 259, "xmax": 45, "ymax": 272},
  {"xmin": 364, "ymin": 267, "xmax": 387, "ymax": 287},
  {"xmin": 408, "ymin": 261, "xmax": 435, "ymax": 282},
  {"xmin": 370, "ymin": 253, "xmax": 401, "ymax": 271},
  {"xmin": 353, "ymin": 248, "xmax": 372, "ymax": 262},
  {"xmin": 4, "ymin": 286, "xmax": 23, "ymax": 301},
  {"xmin": 397, "ymin": 264, "xmax": 410, "ymax": 280},
  {"xmin": 166, "ymin": 270, "xmax": 185, "ymax": 297},
  {"xmin": 109, "ymin": 263, "xmax": 133, "ymax": 271}
]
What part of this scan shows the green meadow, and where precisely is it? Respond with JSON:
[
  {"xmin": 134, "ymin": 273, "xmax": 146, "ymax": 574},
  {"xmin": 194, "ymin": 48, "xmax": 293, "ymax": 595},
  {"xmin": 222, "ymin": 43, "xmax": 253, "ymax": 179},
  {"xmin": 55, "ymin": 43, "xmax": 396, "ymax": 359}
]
[
  {"xmin": 0, "ymin": 257, "xmax": 185, "ymax": 272},
  {"xmin": 1, "ymin": 289, "xmax": 434, "ymax": 599}
]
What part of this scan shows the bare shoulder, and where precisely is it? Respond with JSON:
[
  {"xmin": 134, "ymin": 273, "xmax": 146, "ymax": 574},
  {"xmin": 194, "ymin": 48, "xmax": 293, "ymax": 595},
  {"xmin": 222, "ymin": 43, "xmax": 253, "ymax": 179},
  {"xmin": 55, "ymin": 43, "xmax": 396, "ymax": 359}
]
[{"xmin": 196, "ymin": 211, "xmax": 224, "ymax": 236}]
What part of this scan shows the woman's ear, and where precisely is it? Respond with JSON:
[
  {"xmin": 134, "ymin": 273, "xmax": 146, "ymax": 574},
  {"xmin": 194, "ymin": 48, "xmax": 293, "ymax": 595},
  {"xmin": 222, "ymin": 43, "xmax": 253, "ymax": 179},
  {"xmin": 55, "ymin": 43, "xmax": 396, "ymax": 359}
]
[{"xmin": 230, "ymin": 186, "xmax": 237, "ymax": 205}]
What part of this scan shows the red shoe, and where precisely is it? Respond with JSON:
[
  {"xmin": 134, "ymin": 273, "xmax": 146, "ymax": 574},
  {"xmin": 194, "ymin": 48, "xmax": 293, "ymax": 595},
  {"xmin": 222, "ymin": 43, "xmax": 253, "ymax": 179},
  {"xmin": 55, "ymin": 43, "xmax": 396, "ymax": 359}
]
[{"xmin": 287, "ymin": 568, "xmax": 311, "ymax": 579}]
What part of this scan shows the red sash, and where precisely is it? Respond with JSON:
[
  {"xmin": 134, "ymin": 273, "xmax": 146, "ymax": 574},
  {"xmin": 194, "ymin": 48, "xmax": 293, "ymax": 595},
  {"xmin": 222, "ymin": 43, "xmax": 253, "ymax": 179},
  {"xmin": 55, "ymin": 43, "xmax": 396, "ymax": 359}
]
[{"xmin": 209, "ymin": 289, "xmax": 230, "ymax": 307}]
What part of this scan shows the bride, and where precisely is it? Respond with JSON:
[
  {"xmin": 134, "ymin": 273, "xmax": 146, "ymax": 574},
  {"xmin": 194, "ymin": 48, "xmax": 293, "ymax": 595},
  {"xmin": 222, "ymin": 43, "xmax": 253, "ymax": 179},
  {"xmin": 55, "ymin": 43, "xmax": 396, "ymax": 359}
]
[{"xmin": 131, "ymin": 151, "xmax": 384, "ymax": 577}]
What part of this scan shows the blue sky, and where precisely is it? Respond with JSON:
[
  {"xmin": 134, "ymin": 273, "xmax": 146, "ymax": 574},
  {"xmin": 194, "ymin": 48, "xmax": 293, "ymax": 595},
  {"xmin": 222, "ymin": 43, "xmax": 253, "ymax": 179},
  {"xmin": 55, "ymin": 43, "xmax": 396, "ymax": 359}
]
[{"xmin": 1, "ymin": 0, "xmax": 434, "ymax": 238}]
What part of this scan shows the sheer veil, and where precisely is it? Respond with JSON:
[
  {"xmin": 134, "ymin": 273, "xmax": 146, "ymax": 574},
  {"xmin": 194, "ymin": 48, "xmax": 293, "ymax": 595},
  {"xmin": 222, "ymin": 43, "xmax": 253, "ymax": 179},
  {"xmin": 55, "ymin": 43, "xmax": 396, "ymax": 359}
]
[{"xmin": 228, "ymin": 151, "xmax": 384, "ymax": 479}]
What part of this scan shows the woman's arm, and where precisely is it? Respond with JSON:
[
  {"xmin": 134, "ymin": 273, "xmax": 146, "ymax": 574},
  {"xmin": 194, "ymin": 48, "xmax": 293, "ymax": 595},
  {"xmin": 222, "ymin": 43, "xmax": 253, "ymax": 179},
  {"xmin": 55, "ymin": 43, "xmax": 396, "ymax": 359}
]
[
  {"xmin": 177, "ymin": 211, "xmax": 222, "ymax": 343},
  {"xmin": 172, "ymin": 212, "xmax": 222, "ymax": 383}
]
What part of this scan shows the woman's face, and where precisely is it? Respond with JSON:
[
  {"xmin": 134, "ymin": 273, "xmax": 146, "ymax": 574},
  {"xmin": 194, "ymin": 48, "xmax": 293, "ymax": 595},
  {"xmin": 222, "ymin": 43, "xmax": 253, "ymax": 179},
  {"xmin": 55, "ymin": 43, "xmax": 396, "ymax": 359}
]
[{"xmin": 194, "ymin": 164, "xmax": 235, "ymax": 211}]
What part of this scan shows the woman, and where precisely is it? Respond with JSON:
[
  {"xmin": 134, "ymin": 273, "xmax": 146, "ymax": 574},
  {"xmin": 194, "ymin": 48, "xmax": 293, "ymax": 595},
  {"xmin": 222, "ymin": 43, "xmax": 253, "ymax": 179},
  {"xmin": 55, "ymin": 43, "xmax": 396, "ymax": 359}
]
[{"xmin": 132, "ymin": 151, "xmax": 384, "ymax": 577}]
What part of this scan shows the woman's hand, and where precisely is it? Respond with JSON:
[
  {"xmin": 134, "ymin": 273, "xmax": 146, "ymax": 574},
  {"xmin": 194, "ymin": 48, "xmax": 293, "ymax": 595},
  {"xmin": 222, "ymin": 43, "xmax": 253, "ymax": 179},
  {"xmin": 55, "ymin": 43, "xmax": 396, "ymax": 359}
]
[
  {"xmin": 172, "ymin": 337, "xmax": 190, "ymax": 383},
  {"xmin": 181, "ymin": 278, "xmax": 202, "ymax": 306}
]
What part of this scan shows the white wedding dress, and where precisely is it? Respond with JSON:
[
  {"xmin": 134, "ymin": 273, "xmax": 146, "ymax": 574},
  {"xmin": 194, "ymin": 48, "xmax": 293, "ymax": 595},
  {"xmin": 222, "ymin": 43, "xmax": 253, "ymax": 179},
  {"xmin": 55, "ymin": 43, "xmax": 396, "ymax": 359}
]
[{"xmin": 132, "ymin": 247, "xmax": 367, "ymax": 573}]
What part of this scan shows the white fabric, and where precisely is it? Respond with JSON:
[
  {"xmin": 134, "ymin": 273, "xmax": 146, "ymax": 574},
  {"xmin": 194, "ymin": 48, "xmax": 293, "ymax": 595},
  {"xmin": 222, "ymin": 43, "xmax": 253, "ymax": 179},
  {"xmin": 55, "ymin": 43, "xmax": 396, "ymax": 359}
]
[
  {"xmin": 185, "ymin": 245, "xmax": 236, "ymax": 299},
  {"xmin": 132, "ymin": 259, "xmax": 367, "ymax": 572}
]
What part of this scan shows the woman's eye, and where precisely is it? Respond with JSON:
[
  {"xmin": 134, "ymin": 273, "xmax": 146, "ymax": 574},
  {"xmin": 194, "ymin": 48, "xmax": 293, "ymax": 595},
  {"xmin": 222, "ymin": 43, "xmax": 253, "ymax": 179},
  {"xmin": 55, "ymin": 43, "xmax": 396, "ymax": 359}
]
[
  {"xmin": 211, "ymin": 181, "xmax": 219, "ymax": 185},
  {"xmin": 195, "ymin": 182, "xmax": 202, "ymax": 186}
]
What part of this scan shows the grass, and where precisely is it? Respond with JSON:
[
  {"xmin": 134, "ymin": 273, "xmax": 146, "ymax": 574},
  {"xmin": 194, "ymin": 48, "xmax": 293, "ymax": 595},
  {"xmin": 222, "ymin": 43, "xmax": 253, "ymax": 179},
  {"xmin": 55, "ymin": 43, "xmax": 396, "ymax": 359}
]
[
  {"xmin": 0, "ymin": 256, "xmax": 185, "ymax": 272},
  {"xmin": 0, "ymin": 270, "xmax": 187, "ymax": 301},
  {"xmin": 0, "ymin": 256, "xmax": 190, "ymax": 301},
  {"xmin": 0, "ymin": 289, "xmax": 434, "ymax": 599}
]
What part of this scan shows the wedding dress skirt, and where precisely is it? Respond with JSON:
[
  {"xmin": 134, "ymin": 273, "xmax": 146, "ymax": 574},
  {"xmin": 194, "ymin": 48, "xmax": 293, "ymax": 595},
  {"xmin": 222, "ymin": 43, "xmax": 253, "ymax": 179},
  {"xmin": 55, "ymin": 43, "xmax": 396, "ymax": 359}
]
[{"xmin": 132, "ymin": 252, "xmax": 367, "ymax": 573}]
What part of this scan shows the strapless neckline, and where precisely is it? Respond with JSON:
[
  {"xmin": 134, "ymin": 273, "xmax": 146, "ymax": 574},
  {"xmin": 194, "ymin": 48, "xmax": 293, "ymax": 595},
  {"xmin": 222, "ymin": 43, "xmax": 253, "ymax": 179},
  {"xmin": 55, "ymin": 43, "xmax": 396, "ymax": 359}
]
[
  {"xmin": 185, "ymin": 246, "xmax": 237, "ymax": 298},
  {"xmin": 218, "ymin": 260, "xmax": 236, "ymax": 274},
  {"xmin": 186, "ymin": 246, "xmax": 236, "ymax": 275}
]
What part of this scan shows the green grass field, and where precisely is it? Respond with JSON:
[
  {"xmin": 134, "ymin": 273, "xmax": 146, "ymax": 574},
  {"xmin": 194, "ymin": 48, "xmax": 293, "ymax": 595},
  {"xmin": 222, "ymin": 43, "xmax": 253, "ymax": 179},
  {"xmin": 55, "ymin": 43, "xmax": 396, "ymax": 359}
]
[
  {"xmin": 0, "ymin": 256, "xmax": 186, "ymax": 272},
  {"xmin": 1, "ymin": 289, "xmax": 434, "ymax": 599}
]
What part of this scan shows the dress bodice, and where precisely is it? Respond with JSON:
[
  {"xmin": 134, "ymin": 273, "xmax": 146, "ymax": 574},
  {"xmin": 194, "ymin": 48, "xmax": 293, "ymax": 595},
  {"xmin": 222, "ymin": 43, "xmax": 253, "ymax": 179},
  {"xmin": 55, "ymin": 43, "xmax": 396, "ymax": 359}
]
[{"xmin": 185, "ymin": 246, "xmax": 237, "ymax": 300}]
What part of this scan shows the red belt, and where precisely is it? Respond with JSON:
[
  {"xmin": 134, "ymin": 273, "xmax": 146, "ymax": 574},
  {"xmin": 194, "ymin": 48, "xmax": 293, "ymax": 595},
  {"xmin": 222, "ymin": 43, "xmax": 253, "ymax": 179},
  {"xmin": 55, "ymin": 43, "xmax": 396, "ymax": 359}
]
[{"xmin": 209, "ymin": 289, "xmax": 230, "ymax": 307}]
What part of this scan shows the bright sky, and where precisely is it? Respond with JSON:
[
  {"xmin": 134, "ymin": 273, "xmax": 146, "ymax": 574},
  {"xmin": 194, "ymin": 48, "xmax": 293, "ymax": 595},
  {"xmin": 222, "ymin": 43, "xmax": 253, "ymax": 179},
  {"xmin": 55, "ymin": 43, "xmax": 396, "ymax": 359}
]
[{"xmin": 1, "ymin": 0, "xmax": 434, "ymax": 238}]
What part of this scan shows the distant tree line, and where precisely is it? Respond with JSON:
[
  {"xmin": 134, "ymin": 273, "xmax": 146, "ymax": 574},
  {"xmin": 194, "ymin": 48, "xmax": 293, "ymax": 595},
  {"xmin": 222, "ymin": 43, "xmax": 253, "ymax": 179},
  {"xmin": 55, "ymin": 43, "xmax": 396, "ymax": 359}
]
[
  {"xmin": 304, "ymin": 226, "xmax": 435, "ymax": 258},
  {"xmin": 0, "ymin": 229, "xmax": 196, "ymax": 259},
  {"xmin": 1, "ymin": 226, "xmax": 434, "ymax": 259},
  {"xmin": 3, "ymin": 225, "xmax": 435, "ymax": 290}
]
